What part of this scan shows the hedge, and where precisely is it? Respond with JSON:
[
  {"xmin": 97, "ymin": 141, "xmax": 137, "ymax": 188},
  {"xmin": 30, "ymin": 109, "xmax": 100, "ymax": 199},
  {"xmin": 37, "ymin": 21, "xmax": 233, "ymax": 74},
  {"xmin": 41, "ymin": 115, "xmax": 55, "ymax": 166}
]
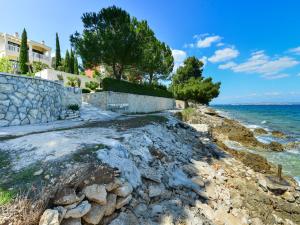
[{"xmin": 102, "ymin": 78, "xmax": 173, "ymax": 98}]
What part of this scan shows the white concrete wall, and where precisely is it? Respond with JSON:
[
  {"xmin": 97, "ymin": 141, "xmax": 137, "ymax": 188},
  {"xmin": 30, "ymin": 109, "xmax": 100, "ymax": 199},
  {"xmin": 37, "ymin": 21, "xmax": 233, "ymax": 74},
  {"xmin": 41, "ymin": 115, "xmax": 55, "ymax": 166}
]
[
  {"xmin": 35, "ymin": 69, "xmax": 98, "ymax": 88},
  {"xmin": 82, "ymin": 91, "xmax": 175, "ymax": 113}
]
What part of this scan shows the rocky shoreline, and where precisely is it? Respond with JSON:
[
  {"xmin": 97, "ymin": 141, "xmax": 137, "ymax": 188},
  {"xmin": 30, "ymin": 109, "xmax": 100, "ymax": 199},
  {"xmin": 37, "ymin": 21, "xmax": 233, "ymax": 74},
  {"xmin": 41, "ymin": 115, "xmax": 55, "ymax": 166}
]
[{"xmin": 1, "ymin": 106, "xmax": 300, "ymax": 225}]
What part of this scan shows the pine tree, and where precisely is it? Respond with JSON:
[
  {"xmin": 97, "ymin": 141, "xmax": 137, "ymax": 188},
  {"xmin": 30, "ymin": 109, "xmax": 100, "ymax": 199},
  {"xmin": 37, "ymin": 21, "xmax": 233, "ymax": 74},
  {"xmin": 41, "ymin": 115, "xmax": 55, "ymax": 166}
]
[
  {"xmin": 19, "ymin": 28, "xmax": 29, "ymax": 74},
  {"xmin": 70, "ymin": 49, "xmax": 74, "ymax": 74},
  {"xmin": 55, "ymin": 33, "xmax": 61, "ymax": 69},
  {"xmin": 64, "ymin": 50, "xmax": 70, "ymax": 73},
  {"xmin": 74, "ymin": 56, "xmax": 79, "ymax": 74}
]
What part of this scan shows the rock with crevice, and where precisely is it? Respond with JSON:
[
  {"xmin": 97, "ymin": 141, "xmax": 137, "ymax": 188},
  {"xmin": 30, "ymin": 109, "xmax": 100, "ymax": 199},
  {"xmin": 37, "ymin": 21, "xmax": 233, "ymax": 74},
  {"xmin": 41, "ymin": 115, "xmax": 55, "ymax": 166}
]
[
  {"xmin": 53, "ymin": 188, "xmax": 84, "ymax": 206},
  {"xmin": 105, "ymin": 193, "xmax": 117, "ymax": 216},
  {"xmin": 116, "ymin": 194, "xmax": 132, "ymax": 209}
]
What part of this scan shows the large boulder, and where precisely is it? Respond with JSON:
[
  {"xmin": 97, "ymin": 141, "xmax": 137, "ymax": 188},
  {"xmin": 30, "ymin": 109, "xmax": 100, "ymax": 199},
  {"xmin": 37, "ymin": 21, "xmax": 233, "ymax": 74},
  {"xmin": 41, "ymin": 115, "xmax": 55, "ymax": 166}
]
[
  {"xmin": 60, "ymin": 218, "xmax": 81, "ymax": 225},
  {"xmin": 83, "ymin": 184, "xmax": 107, "ymax": 205},
  {"xmin": 39, "ymin": 209, "xmax": 60, "ymax": 225},
  {"xmin": 64, "ymin": 201, "xmax": 91, "ymax": 219},
  {"xmin": 254, "ymin": 128, "xmax": 268, "ymax": 135},
  {"xmin": 116, "ymin": 195, "xmax": 132, "ymax": 209},
  {"xmin": 113, "ymin": 182, "xmax": 133, "ymax": 197},
  {"xmin": 268, "ymin": 142, "xmax": 284, "ymax": 152},
  {"xmin": 53, "ymin": 188, "xmax": 84, "ymax": 206},
  {"xmin": 105, "ymin": 193, "xmax": 117, "ymax": 216},
  {"xmin": 82, "ymin": 203, "xmax": 106, "ymax": 225},
  {"xmin": 272, "ymin": 130, "xmax": 286, "ymax": 138}
]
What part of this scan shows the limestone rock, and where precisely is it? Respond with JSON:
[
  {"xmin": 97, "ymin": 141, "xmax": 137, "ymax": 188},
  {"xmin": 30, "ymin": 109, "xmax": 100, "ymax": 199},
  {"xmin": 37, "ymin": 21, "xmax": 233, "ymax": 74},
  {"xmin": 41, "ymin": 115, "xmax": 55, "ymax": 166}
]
[
  {"xmin": 268, "ymin": 141, "xmax": 284, "ymax": 152},
  {"xmin": 148, "ymin": 184, "xmax": 165, "ymax": 198},
  {"xmin": 116, "ymin": 194, "xmax": 132, "ymax": 209},
  {"xmin": 109, "ymin": 212, "xmax": 139, "ymax": 225},
  {"xmin": 113, "ymin": 182, "xmax": 133, "ymax": 197},
  {"xmin": 282, "ymin": 191, "xmax": 296, "ymax": 203},
  {"xmin": 61, "ymin": 218, "xmax": 81, "ymax": 225},
  {"xmin": 64, "ymin": 201, "xmax": 91, "ymax": 219},
  {"xmin": 82, "ymin": 203, "xmax": 106, "ymax": 224},
  {"xmin": 83, "ymin": 184, "xmax": 107, "ymax": 205},
  {"xmin": 53, "ymin": 188, "xmax": 83, "ymax": 205},
  {"xmin": 191, "ymin": 176, "xmax": 205, "ymax": 187},
  {"xmin": 53, "ymin": 206, "xmax": 67, "ymax": 223},
  {"xmin": 39, "ymin": 209, "xmax": 60, "ymax": 225},
  {"xmin": 105, "ymin": 193, "xmax": 117, "ymax": 216},
  {"xmin": 105, "ymin": 179, "xmax": 122, "ymax": 192}
]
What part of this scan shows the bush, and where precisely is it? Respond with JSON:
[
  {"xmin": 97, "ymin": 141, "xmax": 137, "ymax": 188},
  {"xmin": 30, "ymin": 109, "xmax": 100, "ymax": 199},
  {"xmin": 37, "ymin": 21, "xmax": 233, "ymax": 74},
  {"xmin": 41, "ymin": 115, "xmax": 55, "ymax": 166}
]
[
  {"xmin": 85, "ymin": 81, "xmax": 99, "ymax": 90},
  {"xmin": 81, "ymin": 88, "xmax": 91, "ymax": 93},
  {"xmin": 67, "ymin": 104, "xmax": 80, "ymax": 111},
  {"xmin": 95, "ymin": 89, "xmax": 102, "ymax": 92},
  {"xmin": 102, "ymin": 78, "xmax": 173, "ymax": 98},
  {"xmin": 181, "ymin": 107, "xmax": 197, "ymax": 121}
]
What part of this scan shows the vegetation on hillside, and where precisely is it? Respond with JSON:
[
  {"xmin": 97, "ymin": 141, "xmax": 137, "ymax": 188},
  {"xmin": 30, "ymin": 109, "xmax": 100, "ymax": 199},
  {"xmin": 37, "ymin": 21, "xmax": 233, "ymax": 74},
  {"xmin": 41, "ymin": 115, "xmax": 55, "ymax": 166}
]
[{"xmin": 0, "ymin": 57, "xmax": 13, "ymax": 73}]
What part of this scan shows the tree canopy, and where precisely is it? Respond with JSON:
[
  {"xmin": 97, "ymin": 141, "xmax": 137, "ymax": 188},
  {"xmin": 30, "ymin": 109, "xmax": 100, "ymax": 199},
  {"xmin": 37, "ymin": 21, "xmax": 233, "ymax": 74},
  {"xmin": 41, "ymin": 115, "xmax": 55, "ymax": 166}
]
[
  {"xmin": 19, "ymin": 29, "xmax": 29, "ymax": 74},
  {"xmin": 55, "ymin": 33, "xmax": 62, "ymax": 69},
  {"xmin": 71, "ymin": 6, "xmax": 174, "ymax": 82},
  {"xmin": 170, "ymin": 56, "xmax": 220, "ymax": 105}
]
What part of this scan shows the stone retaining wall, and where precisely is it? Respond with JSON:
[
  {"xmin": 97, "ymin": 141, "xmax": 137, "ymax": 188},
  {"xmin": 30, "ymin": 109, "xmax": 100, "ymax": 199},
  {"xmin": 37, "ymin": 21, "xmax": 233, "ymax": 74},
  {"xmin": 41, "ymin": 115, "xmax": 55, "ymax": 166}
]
[
  {"xmin": 0, "ymin": 73, "xmax": 81, "ymax": 127},
  {"xmin": 82, "ymin": 91, "xmax": 175, "ymax": 113}
]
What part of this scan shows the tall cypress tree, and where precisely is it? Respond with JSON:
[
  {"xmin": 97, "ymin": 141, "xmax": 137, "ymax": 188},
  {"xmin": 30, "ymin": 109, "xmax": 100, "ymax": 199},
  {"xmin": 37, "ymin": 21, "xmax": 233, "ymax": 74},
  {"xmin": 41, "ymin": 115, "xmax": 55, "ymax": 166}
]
[
  {"xmin": 70, "ymin": 49, "xmax": 74, "ymax": 74},
  {"xmin": 55, "ymin": 33, "xmax": 62, "ymax": 69},
  {"xmin": 74, "ymin": 57, "xmax": 79, "ymax": 74},
  {"xmin": 19, "ymin": 28, "xmax": 29, "ymax": 74},
  {"xmin": 64, "ymin": 50, "xmax": 70, "ymax": 73}
]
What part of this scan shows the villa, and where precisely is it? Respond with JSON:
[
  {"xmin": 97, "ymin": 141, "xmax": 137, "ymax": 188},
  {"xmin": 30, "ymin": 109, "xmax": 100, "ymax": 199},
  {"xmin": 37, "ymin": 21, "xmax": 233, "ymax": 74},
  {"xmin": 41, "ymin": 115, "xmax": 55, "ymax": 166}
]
[{"xmin": 0, "ymin": 32, "xmax": 52, "ymax": 67}]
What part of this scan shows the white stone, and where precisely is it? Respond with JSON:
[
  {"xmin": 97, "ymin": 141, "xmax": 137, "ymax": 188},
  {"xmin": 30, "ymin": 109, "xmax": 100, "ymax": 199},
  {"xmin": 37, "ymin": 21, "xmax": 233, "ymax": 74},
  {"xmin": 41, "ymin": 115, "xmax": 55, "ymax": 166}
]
[
  {"xmin": 83, "ymin": 184, "xmax": 107, "ymax": 205},
  {"xmin": 113, "ymin": 182, "xmax": 133, "ymax": 197},
  {"xmin": 105, "ymin": 193, "xmax": 117, "ymax": 216},
  {"xmin": 82, "ymin": 203, "xmax": 106, "ymax": 224},
  {"xmin": 39, "ymin": 209, "xmax": 60, "ymax": 225},
  {"xmin": 65, "ymin": 201, "xmax": 91, "ymax": 219},
  {"xmin": 115, "ymin": 194, "xmax": 132, "ymax": 209}
]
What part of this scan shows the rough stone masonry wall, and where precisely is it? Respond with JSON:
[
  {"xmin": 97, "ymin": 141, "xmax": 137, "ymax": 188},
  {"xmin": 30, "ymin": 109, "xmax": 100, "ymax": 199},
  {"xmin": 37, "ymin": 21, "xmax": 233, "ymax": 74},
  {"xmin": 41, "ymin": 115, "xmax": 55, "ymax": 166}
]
[
  {"xmin": 82, "ymin": 91, "xmax": 175, "ymax": 113},
  {"xmin": 0, "ymin": 73, "xmax": 80, "ymax": 127}
]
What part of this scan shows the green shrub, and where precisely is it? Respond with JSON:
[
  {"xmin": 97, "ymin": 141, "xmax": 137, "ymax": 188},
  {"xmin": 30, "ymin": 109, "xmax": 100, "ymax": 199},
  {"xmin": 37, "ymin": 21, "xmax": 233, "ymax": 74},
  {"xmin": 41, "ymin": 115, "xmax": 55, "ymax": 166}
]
[
  {"xmin": 181, "ymin": 107, "xmax": 197, "ymax": 121},
  {"xmin": 67, "ymin": 104, "xmax": 80, "ymax": 111},
  {"xmin": 95, "ymin": 89, "xmax": 102, "ymax": 92},
  {"xmin": 82, "ymin": 88, "xmax": 91, "ymax": 93},
  {"xmin": 102, "ymin": 78, "xmax": 173, "ymax": 98},
  {"xmin": 85, "ymin": 81, "xmax": 100, "ymax": 90}
]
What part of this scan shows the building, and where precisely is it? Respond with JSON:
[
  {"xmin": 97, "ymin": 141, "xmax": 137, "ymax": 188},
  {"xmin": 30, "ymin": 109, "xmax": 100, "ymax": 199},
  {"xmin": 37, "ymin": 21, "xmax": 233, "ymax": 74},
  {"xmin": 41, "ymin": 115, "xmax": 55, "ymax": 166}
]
[{"xmin": 0, "ymin": 32, "xmax": 52, "ymax": 68}]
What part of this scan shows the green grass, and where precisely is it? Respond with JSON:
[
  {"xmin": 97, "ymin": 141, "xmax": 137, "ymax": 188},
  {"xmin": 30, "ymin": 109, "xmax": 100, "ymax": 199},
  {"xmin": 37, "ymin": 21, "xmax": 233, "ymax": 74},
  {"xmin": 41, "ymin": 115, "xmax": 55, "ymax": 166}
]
[
  {"xmin": 0, "ymin": 188, "xmax": 14, "ymax": 205},
  {"xmin": 72, "ymin": 144, "xmax": 106, "ymax": 162}
]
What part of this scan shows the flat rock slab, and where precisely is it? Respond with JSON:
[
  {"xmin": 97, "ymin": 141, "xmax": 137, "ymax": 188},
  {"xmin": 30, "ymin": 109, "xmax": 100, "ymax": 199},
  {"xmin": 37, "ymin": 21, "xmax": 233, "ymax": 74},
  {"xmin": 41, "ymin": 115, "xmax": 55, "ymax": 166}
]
[{"xmin": 83, "ymin": 184, "xmax": 107, "ymax": 205}]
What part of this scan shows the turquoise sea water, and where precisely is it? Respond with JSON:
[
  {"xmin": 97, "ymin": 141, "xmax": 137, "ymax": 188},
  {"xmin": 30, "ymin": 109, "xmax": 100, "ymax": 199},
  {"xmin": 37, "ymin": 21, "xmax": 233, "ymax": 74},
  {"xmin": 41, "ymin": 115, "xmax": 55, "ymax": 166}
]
[{"xmin": 211, "ymin": 105, "xmax": 300, "ymax": 184}]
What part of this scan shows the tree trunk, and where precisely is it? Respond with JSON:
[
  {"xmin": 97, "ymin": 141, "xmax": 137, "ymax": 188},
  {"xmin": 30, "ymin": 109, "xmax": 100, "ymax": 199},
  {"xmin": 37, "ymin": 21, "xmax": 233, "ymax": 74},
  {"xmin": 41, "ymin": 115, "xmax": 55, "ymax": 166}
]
[
  {"xmin": 149, "ymin": 73, "xmax": 153, "ymax": 84},
  {"xmin": 184, "ymin": 100, "xmax": 189, "ymax": 109}
]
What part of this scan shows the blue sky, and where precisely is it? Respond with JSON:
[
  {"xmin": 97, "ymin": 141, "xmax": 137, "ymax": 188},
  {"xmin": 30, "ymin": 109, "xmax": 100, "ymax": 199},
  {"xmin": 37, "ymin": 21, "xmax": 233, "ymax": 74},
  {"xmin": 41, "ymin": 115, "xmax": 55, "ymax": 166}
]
[{"xmin": 1, "ymin": 0, "xmax": 300, "ymax": 104}]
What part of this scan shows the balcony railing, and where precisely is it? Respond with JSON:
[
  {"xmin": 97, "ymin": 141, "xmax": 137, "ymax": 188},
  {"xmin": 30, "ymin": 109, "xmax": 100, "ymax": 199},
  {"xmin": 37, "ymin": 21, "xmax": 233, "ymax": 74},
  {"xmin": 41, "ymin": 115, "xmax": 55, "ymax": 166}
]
[{"xmin": 8, "ymin": 44, "xmax": 20, "ymax": 52}]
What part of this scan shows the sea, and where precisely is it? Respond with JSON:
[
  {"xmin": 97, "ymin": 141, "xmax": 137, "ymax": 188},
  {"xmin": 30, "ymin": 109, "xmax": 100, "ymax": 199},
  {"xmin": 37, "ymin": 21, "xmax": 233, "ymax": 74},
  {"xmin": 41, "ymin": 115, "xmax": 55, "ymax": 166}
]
[{"xmin": 211, "ymin": 104, "xmax": 300, "ymax": 184}]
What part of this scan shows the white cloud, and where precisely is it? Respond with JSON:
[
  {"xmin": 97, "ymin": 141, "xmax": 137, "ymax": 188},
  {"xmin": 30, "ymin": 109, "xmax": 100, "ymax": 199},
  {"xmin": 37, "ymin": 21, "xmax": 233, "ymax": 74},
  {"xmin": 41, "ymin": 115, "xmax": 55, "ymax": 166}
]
[
  {"xmin": 196, "ymin": 35, "xmax": 222, "ymax": 48},
  {"xmin": 218, "ymin": 50, "xmax": 298, "ymax": 79},
  {"xmin": 218, "ymin": 61, "xmax": 237, "ymax": 69},
  {"xmin": 172, "ymin": 49, "xmax": 187, "ymax": 71},
  {"xmin": 199, "ymin": 56, "xmax": 208, "ymax": 66},
  {"xmin": 217, "ymin": 42, "xmax": 225, "ymax": 47},
  {"xmin": 262, "ymin": 74, "xmax": 290, "ymax": 80},
  {"xmin": 208, "ymin": 47, "xmax": 239, "ymax": 63},
  {"xmin": 289, "ymin": 46, "xmax": 300, "ymax": 55},
  {"xmin": 231, "ymin": 51, "xmax": 298, "ymax": 75}
]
